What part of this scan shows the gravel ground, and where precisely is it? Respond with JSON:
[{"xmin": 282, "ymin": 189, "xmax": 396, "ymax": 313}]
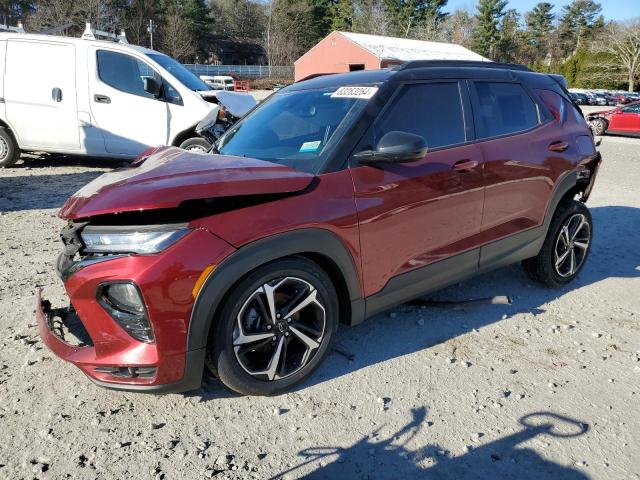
[{"xmin": 1, "ymin": 137, "xmax": 639, "ymax": 480}]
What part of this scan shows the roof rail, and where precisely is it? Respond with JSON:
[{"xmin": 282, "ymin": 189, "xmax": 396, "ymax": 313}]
[
  {"xmin": 398, "ymin": 60, "xmax": 531, "ymax": 72},
  {"xmin": 82, "ymin": 22, "xmax": 128, "ymax": 44},
  {"xmin": 0, "ymin": 21, "xmax": 25, "ymax": 33}
]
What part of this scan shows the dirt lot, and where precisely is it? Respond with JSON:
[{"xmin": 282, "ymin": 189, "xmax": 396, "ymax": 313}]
[{"xmin": 0, "ymin": 137, "xmax": 639, "ymax": 480}]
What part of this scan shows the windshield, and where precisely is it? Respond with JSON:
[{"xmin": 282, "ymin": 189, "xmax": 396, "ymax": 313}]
[
  {"xmin": 147, "ymin": 53, "xmax": 210, "ymax": 92},
  {"xmin": 217, "ymin": 86, "xmax": 375, "ymax": 174}
]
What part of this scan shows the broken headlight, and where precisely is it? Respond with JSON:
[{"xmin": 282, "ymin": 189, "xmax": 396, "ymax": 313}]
[{"xmin": 80, "ymin": 225, "xmax": 190, "ymax": 254}]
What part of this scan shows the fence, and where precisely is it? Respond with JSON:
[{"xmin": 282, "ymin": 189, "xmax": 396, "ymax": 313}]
[{"xmin": 184, "ymin": 64, "xmax": 294, "ymax": 78}]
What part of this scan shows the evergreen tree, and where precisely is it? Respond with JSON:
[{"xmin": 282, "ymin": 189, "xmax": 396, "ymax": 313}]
[
  {"xmin": 525, "ymin": 2, "xmax": 554, "ymax": 50},
  {"xmin": 383, "ymin": 0, "xmax": 448, "ymax": 37},
  {"xmin": 472, "ymin": 0, "xmax": 507, "ymax": 59},
  {"xmin": 557, "ymin": 0, "xmax": 603, "ymax": 57}
]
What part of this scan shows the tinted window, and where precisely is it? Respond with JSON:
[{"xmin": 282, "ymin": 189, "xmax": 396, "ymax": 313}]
[
  {"xmin": 375, "ymin": 82, "xmax": 466, "ymax": 149},
  {"xmin": 473, "ymin": 82, "xmax": 539, "ymax": 139}
]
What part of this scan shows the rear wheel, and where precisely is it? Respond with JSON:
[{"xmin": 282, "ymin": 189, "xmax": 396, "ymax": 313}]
[
  {"xmin": 179, "ymin": 137, "xmax": 211, "ymax": 153},
  {"xmin": 589, "ymin": 117, "xmax": 607, "ymax": 136},
  {"xmin": 209, "ymin": 258, "xmax": 339, "ymax": 396},
  {"xmin": 0, "ymin": 127, "xmax": 20, "ymax": 167},
  {"xmin": 523, "ymin": 200, "xmax": 592, "ymax": 288}
]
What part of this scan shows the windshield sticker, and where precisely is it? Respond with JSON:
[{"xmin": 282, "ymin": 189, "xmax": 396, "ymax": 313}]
[
  {"xmin": 299, "ymin": 140, "xmax": 321, "ymax": 153},
  {"xmin": 331, "ymin": 86, "xmax": 378, "ymax": 100}
]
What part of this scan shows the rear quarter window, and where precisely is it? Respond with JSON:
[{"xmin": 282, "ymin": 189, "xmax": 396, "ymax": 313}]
[{"xmin": 472, "ymin": 82, "xmax": 539, "ymax": 139}]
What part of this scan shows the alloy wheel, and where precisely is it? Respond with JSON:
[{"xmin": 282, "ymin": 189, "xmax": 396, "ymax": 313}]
[
  {"xmin": 553, "ymin": 213, "xmax": 590, "ymax": 278},
  {"xmin": 233, "ymin": 276, "xmax": 326, "ymax": 381}
]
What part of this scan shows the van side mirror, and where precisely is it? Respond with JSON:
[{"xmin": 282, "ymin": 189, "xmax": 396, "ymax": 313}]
[
  {"xmin": 144, "ymin": 77, "xmax": 162, "ymax": 97},
  {"xmin": 354, "ymin": 131, "xmax": 428, "ymax": 165}
]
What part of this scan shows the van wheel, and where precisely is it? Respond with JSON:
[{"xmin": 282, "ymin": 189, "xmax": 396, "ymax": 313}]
[
  {"xmin": 523, "ymin": 200, "xmax": 592, "ymax": 288},
  {"xmin": 179, "ymin": 137, "xmax": 211, "ymax": 153},
  {"xmin": 0, "ymin": 127, "xmax": 20, "ymax": 167},
  {"xmin": 589, "ymin": 118, "xmax": 607, "ymax": 136},
  {"xmin": 208, "ymin": 258, "xmax": 338, "ymax": 396}
]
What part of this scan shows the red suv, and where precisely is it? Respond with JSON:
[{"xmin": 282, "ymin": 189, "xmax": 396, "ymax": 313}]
[
  {"xmin": 587, "ymin": 101, "xmax": 640, "ymax": 136},
  {"xmin": 37, "ymin": 61, "xmax": 601, "ymax": 396}
]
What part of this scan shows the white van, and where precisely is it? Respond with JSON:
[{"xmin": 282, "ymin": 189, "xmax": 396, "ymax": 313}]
[
  {"xmin": 200, "ymin": 75, "xmax": 235, "ymax": 91},
  {"xmin": 0, "ymin": 29, "xmax": 217, "ymax": 167}
]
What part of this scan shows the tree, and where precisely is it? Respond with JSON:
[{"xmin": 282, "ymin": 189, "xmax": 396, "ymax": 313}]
[
  {"xmin": 557, "ymin": 0, "xmax": 603, "ymax": 57},
  {"xmin": 497, "ymin": 9, "xmax": 523, "ymax": 63},
  {"xmin": 123, "ymin": 0, "xmax": 160, "ymax": 47},
  {"xmin": 383, "ymin": 0, "xmax": 448, "ymax": 38},
  {"xmin": 440, "ymin": 8, "xmax": 475, "ymax": 46},
  {"xmin": 472, "ymin": 0, "xmax": 507, "ymax": 59},
  {"xmin": 158, "ymin": 3, "xmax": 196, "ymax": 61},
  {"xmin": 524, "ymin": 2, "xmax": 553, "ymax": 52},
  {"xmin": 591, "ymin": 20, "xmax": 640, "ymax": 92}
]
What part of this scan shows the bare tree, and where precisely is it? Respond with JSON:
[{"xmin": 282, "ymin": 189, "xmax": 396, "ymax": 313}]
[
  {"xmin": 159, "ymin": 8, "xmax": 196, "ymax": 62},
  {"xmin": 591, "ymin": 19, "xmax": 640, "ymax": 91}
]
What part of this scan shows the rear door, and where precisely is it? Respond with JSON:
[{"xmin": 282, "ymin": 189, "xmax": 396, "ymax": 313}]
[
  {"xmin": 469, "ymin": 81, "xmax": 561, "ymax": 242},
  {"xmin": 351, "ymin": 81, "xmax": 485, "ymax": 297},
  {"xmin": 4, "ymin": 39, "xmax": 80, "ymax": 150},
  {"xmin": 88, "ymin": 48, "xmax": 168, "ymax": 156}
]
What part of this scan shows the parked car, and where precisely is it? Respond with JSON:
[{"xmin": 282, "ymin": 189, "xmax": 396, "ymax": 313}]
[
  {"xmin": 0, "ymin": 30, "xmax": 219, "ymax": 167},
  {"xmin": 570, "ymin": 92, "xmax": 589, "ymax": 105},
  {"xmin": 586, "ymin": 101, "xmax": 640, "ymax": 136},
  {"xmin": 610, "ymin": 94, "xmax": 631, "ymax": 105},
  {"xmin": 200, "ymin": 75, "xmax": 236, "ymax": 91},
  {"xmin": 37, "ymin": 61, "xmax": 601, "ymax": 396}
]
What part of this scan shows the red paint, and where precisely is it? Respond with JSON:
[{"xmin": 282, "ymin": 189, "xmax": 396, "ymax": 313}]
[{"xmin": 588, "ymin": 101, "xmax": 640, "ymax": 134}]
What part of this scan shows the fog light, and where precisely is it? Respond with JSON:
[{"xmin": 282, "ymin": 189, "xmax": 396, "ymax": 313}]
[
  {"xmin": 94, "ymin": 366, "xmax": 156, "ymax": 378},
  {"xmin": 97, "ymin": 282, "xmax": 154, "ymax": 343}
]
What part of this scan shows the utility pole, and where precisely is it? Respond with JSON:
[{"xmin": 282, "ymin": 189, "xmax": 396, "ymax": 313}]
[{"xmin": 147, "ymin": 19, "xmax": 156, "ymax": 50}]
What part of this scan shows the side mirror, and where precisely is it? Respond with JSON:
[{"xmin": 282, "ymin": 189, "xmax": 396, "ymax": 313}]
[
  {"xmin": 144, "ymin": 77, "xmax": 162, "ymax": 97},
  {"xmin": 354, "ymin": 131, "xmax": 428, "ymax": 165}
]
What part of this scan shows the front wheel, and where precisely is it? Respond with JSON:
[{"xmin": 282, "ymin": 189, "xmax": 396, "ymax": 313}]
[
  {"xmin": 179, "ymin": 137, "xmax": 211, "ymax": 153},
  {"xmin": 523, "ymin": 199, "xmax": 592, "ymax": 288},
  {"xmin": 209, "ymin": 258, "xmax": 339, "ymax": 396}
]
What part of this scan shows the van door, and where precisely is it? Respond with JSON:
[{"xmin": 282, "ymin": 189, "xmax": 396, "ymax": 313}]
[
  {"xmin": 4, "ymin": 39, "xmax": 80, "ymax": 150},
  {"xmin": 88, "ymin": 48, "xmax": 168, "ymax": 156}
]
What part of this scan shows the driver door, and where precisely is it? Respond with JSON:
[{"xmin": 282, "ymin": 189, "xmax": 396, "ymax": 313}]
[
  {"xmin": 88, "ymin": 48, "xmax": 168, "ymax": 156},
  {"xmin": 350, "ymin": 81, "xmax": 485, "ymax": 298}
]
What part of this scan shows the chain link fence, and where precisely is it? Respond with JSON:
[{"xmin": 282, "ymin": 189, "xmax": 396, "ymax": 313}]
[{"xmin": 184, "ymin": 64, "xmax": 294, "ymax": 78}]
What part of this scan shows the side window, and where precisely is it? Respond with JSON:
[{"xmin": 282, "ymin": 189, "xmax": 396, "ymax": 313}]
[
  {"xmin": 473, "ymin": 82, "xmax": 539, "ymax": 139},
  {"xmin": 375, "ymin": 82, "xmax": 466, "ymax": 150},
  {"xmin": 96, "ymin": 50, "xmax": 161, "ymax": 99},
  {"xmin": 622, "ymin": 104, "xmax": 640, "ymax": 113}
]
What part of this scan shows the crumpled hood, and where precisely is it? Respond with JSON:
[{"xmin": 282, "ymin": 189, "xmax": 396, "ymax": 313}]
[{"xmin": 59, "ymin": 146, "xmax": 314, "ymax": 220}]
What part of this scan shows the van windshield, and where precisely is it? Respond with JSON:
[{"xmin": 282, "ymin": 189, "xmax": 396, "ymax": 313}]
[
  {"xmin": 146, "ymin": 53, "xmax": 210, "ymax": 92},
  {"xmin": 217, "ymin": 86, "xmax": 375, "ymax": 174}
]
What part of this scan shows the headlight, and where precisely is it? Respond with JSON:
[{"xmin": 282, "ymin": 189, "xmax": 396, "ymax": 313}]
[{"xmin": 80, "ymin": 225, "xmax": 190, "ymax": 254}]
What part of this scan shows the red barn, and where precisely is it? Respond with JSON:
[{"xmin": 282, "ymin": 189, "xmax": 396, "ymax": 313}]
[{"xmin": 295, "ymin": 31, "xmax": 489, "ymax": 82}]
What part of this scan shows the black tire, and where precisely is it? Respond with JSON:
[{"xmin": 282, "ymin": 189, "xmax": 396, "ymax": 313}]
[
  {"xmin": 589, "ymin": 118, "xmax": 607, "ymax": 136},
  {"xmin": 523, "ymin": 199, "xmax": 593, "ymax": 288},
  {"xmin": 0, "ymin": 127, "xmax": 20, "ymax": 167},
  {"xmin": 208, "ymin": 257, "xmax": 339, "ymax": 396},
  {"xmin": 179, "ymin": 137, "xmax": 211, "ymax": 153}
]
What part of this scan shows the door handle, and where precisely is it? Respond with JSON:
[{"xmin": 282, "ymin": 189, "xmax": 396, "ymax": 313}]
[
  {"xmin": 452, "ymin": 159, "xmax": 478, "ymax": 172},
  {"xmin": 94, "ymin": 94, "xmax": 111, "ymax": 104},
  {"xmin": 52, "ymin": 88, "xmax": 62, "ymax": 102},
  {"xmin": 549, "ymin": 141, "xmax": 569, "ymax": 152}
]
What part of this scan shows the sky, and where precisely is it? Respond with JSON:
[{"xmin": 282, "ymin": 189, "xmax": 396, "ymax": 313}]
[{"xmin": 444, "ymin": 0, "xmax": 640, "ymax": 22}]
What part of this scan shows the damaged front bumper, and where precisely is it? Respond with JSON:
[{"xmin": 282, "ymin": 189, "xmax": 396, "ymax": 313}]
[{"xmin": 36, "ymin": 290, "xmax": 205, "ymax": 393}]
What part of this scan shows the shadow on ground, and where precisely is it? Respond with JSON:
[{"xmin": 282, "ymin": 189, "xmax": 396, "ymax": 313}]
[
  {"xmin": 271, "ymin": 408, "xmax": 590, "ymax": 479},
  {"xmin": 194, "ymin": 205, "xmax": 639, "ymax": 400}
]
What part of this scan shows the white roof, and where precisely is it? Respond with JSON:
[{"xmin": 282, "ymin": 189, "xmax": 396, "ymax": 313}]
[{"xmin": 339, "ymin": 31, "xmax": 489, "ymax": 62}]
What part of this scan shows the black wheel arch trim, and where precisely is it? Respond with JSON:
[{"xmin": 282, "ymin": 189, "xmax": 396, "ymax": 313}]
[{"xmin": 187, "ymin": 228, "xmax": 365, "ymax": 352}]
